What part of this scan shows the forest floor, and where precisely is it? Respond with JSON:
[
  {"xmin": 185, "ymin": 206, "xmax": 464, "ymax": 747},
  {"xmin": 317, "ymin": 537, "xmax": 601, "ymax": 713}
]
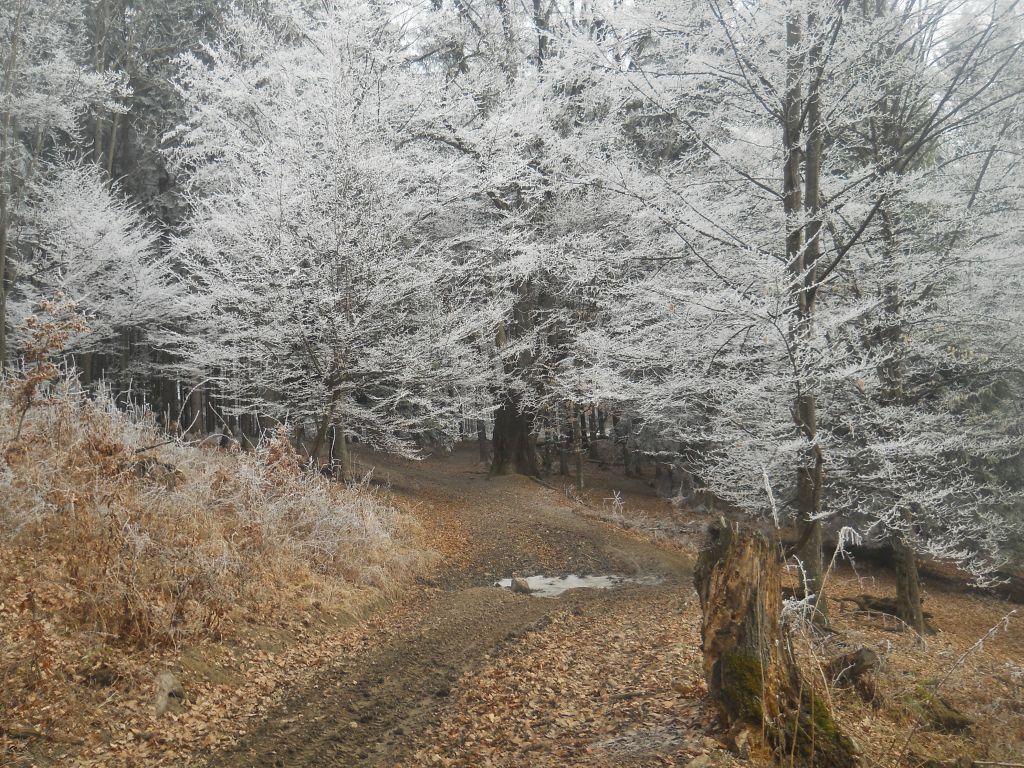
[
  {"xmin": 198, "ymin": 446, "xmax": 1024, "ymax": 768},
  {"xmin": 210, "ymin": 445, "xmax": 716, "ymax": 768},
  {"xmin": 5, "ymin": 443, "xmax": 1023, "ymax": 767}
]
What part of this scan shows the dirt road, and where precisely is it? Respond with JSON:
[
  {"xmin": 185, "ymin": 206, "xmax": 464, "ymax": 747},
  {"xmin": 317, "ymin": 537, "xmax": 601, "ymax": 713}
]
[{"xmin": 213, "ymin": 447, "xmax": 696, "ymax": 767}]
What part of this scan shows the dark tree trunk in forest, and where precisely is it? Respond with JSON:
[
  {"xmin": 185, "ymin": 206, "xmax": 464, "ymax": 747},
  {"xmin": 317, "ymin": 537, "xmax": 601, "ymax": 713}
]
[
  {"xmin": 695, "ymin": 523, "xmax": 857, "ymax": 767},
  {"xmin": 313, "ymin": 424, "xmax": 331, "ymax": 468},
  {"xmin": 794, "ymin": 438, "xmax": 827, "ymax": 622},
  {"xmin": 160, "ymin": 374, "xmax": 177, "ymax": 431},
  {"xmin": 292, "ymin": 423, "xmax": 308, "ymax": 459},
  {"xmin": 476, "ymin": 419, "xmax": 489, "ymax": 464},
  {"xmin": 240, "ymin": 412, "xmax": 258, "ymax": 448},
  {"xmin": 187, "ymin": 387, "xmax": 205, "ymax": 436},
  {"xmin": 80, "ymin": 352, "xmax": 94, "ymax": 387},
  {"xmin": 491, "ymin": 276, "xmax": 540, "ymax": 477},
  {"xmin": 613, "ymin": 416, "xmax": 634, "ymax": 477},
  {"xmin": 783, "ymin": 10, "xmax": 827, "ymax": 620},
  {"xmin": 331, "ymin": 417, "xmax": 352, "ymax": 481},
  {"xmin": 490, "ymin": 393, "xmax": 538, "ymax": 476},
  {"xmin": 894, "ymin": 533, "xmax": 925, "ymax": 634},
  {"xmin": 876, "ymin": 199, "xmax": 927, "ymax": 635},
  {"xmin": 558, "ymin": 414, "xmax": 569, "ymax": 476},
  {"xmin": 572, "ymin": 404, "xmax": 583, "ymax": 490},
  {"xmin": 0, "ymin": 164, "xmax": 9, "ymax": 368},
  {"xmin": 541, "ymin": 416, "xmax": 553, "ymax": 474},
  {"xmin": 310, "ymin": 391, "xmax": 340, "ymax": 468}
]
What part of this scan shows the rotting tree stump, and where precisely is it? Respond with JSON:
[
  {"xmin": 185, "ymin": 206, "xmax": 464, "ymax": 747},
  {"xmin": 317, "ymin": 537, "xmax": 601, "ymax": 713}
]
[{"xmin": 694, "ymin": 521, "xmax": 858, "ymax": 767}]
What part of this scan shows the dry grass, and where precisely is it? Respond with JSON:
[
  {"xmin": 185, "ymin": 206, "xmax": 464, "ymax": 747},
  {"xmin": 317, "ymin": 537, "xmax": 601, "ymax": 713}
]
[
  {"xmin": 783, "ymin": 565, "xmax": 1024, "ymax": 767},
  {"xmin": 0, "ymin": 382, "xmax": 425, "ymax": 646},
  {"xmin": 0, "ymin": 375, "xmax": 430, "ymax": 764}
]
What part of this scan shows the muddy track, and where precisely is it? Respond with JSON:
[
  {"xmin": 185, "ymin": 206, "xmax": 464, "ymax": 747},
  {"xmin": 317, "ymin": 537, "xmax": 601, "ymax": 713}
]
[{"xmin": 214, "ymin": 449, "xmax": 692, "ymax": 767}]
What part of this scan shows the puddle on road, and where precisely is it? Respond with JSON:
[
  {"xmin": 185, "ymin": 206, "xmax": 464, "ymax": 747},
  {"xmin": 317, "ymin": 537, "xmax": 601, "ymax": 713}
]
[{"xmin": 493, "ymin": 574, "xmax": 664, "ymax": 598}]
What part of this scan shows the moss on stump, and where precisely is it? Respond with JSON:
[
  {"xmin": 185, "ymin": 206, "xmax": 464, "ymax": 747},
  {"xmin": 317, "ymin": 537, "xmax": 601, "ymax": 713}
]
[{"xmin": 695, "ymin": 522, "xmax": 859, "ymax": 768}]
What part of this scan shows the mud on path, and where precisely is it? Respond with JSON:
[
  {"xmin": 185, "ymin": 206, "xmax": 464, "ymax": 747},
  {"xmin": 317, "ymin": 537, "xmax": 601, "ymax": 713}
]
[{"xmin": 213, "ymin": 447, "xmax": 695, "ymax": 767}]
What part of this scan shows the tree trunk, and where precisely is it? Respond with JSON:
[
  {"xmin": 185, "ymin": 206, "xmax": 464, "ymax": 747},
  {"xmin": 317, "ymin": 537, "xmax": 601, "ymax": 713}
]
[
  {"xmin": 310, "ymin": 391, "xmax": 340, "ymax": 468},
  {"xmin": 293, "ymin": 423, "xmax": 308, "ymax": 459},
  {"xmin": 794, "ymin": 425, "xmax": 827, "ymax": 622},
  {"xmin": 894, "ymin": 533, "xmax": 925, "ymax": 634},
  {"xmin": 0, "ymin": 19, "xmax": 15, "ymax": 369},
  {"xmin": 105, "ymin": 112, "xmax": 119, "ymax": 178},
  {"xmin": 0, "ymin": 211, "xmax": 6, "ymax": 368},
  {"xmin": 572, "ymin": 403, "xmax": 583, "ymax": 491},
  {"xmin": 80, "ymin": 352, "xmax": 94, "ymax": 387},
  {"xmin": 541, "ymin": 415, "xmax": 553, "ymax": 474},
  {"xmin": 187, "ymin": 387, "xmax": 205, "ymax": 436},
  {"xmin": 490, "ymin": 392, "xmax": 538, "ymax": 476},
  {"xmin": 476, "ymin": 419, "xmax": 489, "ymax": 464},
  {"xmin": 331, "ymin": 415, "xmax": 352, "ymax": 481},
  {"xmin": 558, "ymin": 417, "xmax": 569, "ymax": 476},
  {"xmin": 490, "ymin": 278, "xmax": 539, "ymax": 476},
  {"xmin": 615, "ymin": 417, "xmax": 635, "ymax": 478},
  {"xmin": 532, "ymin": 0, "xmax": 548, "ymax": 66},
  {"xmin": 0, "ymin": 188, "xmax": 8, "ymax": 367},
  {"xmin": 160, "ymin": 373, "xmax": 177, "ymax": 431},
  {"xmin": 876, "ymin": 200, "xmax": 927, "ymax": 635},
  {"xmin": 695, "ymin": 523, "xmax": 856, "ymax": 767},
  {"xmin": 785, "ymin": 9, "xmax": 827, "ymax": 621},
  {"xmin": 622, "ymin": 441, "xmax": 634, "ymax": 477},
  {"xmin": 239, "ymin": 412, "xmax": 257, "ymax": 449}
]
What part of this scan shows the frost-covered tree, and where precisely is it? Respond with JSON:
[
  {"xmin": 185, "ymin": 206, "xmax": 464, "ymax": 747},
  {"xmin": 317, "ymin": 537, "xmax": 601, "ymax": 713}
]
[
  {"xmin": 171, "ymin": 0, "xmax": 489, "ymax": 475},
  {"xmin": 820, "ymin": 1, "xmax": 1024, "ymax": 629},
  {"xmin": 9, "ymin": 162, "xmax": 180, "ymax": 381},
  {"xmin": 579, "ymin": 0, "xmax": 1024, "ymax": 622},
  {"xmin": 79, "ymin": 0, "xmax": 227, "ymax": 224},
  {"xmin": 0, "ymin": 0, "xmax": 130, "ymax": 362},
  {"xmin": 405, "ymin": 0, "xmax": 633, "ymax": 477}
]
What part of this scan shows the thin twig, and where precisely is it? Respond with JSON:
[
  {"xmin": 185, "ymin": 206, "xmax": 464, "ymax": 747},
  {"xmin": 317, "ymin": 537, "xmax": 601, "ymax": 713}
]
[{"xmin": 133, "ymin": 439, "xmax": 178, "ymax": 455}]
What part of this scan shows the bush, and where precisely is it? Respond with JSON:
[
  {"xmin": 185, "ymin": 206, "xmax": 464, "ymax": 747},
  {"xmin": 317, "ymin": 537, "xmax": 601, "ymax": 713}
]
[{"xmin": 0, "ymin": 377, "xmax": 425, "ymax": 647}]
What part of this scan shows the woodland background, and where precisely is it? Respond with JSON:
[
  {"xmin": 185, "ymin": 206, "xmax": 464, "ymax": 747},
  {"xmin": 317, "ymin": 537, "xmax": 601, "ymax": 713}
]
[{"xmin": 1, "ymin": 0, "xmax": 1024, "ymax": 713}]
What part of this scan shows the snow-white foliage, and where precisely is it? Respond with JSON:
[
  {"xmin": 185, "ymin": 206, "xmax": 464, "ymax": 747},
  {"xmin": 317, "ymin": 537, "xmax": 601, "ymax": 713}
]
[
  {"xmin": 2, "ymin": 0, "xmax": 1020, "ymax": 583},
  {"xmin": 1, "ymin": 0, "xmax": 168, "ymax": 372},
  {"xmin": 574, "ymin": 0, "xmax": 1024, "ymax": 576},
  {"xmin": 9, "ymin": 163, "xmax": 180, "ymax": 358},
  {"xmin": 0, "ymin": 0, "xmax": 128, "ymax": 140},
  {"xmin": 170, "ymin": 1, "xmax": 491, "ymax": 453}
]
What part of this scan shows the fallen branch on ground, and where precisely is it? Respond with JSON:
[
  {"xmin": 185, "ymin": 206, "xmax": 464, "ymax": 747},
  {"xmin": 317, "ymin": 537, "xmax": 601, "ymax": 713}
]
[{"xmin": 2, "ymin": 724, "xmax": 85, "ymax": 745}]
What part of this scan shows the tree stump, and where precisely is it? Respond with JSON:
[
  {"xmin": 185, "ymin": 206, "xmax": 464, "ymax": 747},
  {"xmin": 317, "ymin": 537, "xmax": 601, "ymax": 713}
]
[{"xmin": 694, "ymin": 522, "xmax": 858, "ymax": 767}]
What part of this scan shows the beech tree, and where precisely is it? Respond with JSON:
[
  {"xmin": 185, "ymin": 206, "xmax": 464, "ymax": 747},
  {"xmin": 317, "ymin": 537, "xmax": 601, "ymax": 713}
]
[
  {"xmin": 5, "ymin": 0, "xmax": 1019, "ymax": 613},
  {"xmin": 10, "ymin": 162, "xmax": 180, "ymax": 381},
  {"xmin": 580, "ymin": 0, "xmax": 1024, "ymax": 620},
  {"xmin": 171, "ymin": 0, "xmax": 490, "ymax": 474},
  {"xmin": 0, "ymin": 0, "xmax": 130, "ymax": 363},
  {"xmin": 407, "ymin": 0, "xmax": 632, "ymax": 477}
]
